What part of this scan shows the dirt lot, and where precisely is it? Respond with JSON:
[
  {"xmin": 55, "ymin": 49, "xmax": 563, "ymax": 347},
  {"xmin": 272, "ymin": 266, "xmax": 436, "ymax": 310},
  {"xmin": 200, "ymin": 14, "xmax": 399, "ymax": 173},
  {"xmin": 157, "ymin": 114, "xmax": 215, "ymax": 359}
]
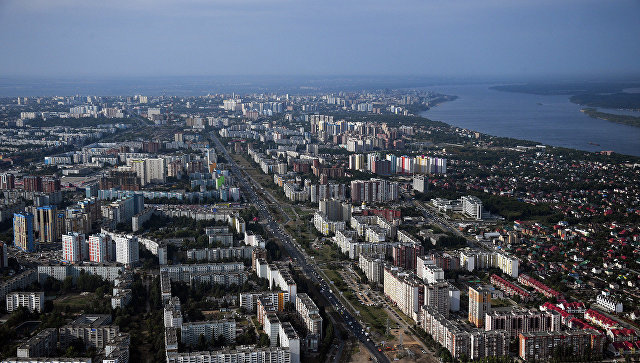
[
  {"xmin": 349, "ymin": 342, "xmax": 374, "ymax": 363},
  {"xmin": 379, "ymin": 328, "xmax": 439, "ymax": 363}
]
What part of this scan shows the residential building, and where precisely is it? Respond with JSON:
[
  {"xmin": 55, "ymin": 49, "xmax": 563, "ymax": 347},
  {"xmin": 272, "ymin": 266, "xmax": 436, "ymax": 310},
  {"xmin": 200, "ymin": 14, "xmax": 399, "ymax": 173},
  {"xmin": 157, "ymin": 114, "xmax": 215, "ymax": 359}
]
[
  {"xmin": 62, "ymin": 233, "xmax": 87, "ymax": 263},
  {"xmin": 392, "ymin": 243, "xmax": 424, "ymax": 270},
  {"xmin": 461, "ymin": 195, "xmax": 483, "ymax": 220},
  {"xmin": 490, "ymin": 274, "xmax": 531, "ymax": 301},
  {"xmin": 37, "ymin": 264, "xmax": 125, "ymax": 283},
  {"xmin": 0, "ymin": 242, "xmax": 7, "ymax": 268},
  {"xmin": 383, "ymin": 267, "xmax": 426, "ymax": 321},
  {"xmin": 413, "ymin": 175, "xmax": 428, "ymax": 193},
  {"xmin": 115, "ymin": 236, "xmax": 139, "ymax": 265},
  {"xmin": 596, "ymin": 292, "xmax": 623, "ymax": 313},
  {"xmin": 6, "ymin": 291, "xmax": 44, "ymax": 313},
  {"xmin": 180, "ymin": 320, "xmax": 236, "ymax": 347},
  {"xmin": 89, "ymin": 233, "xmax": 113, "ymax": 262},
  {"xmin": 421, "ymin": 305, "xmax": 508, "ymax": 360},
  {"xmin": 485, "ymin": 308, "xmax": 561, "ymax": 338},
  {"xmin": 469, "ymin": 286, "xmax": 492, "ymax": 328},
  {"xmin": 350, "ymin": 178, "xmax": 399, "ymax": 204},
  {"xmin": 518, "ymin": 330, "xmax": 604, "ymax": 361},
  {"xmin": 16, "ymin": 328, "xmax": 58, "ymax": 358},
  {"xmin": 0, "ymin": 173, "xmax": 15, "ymax": 190},
  {"xmin": 166, "ymin": 346, "xmax": 290, "ymax": 363},
  {"xmin": 0, "ymin": 270, "xmax": 37, "ymax": 302},
  {"xmin": 424, "ymin": 282, "xmax": 451, "ymax": 317},
  {"xmin": 59, "ymin": 314, "xmax": 119, "ymax": 350},
  {"xmin": 296, "ymin": 293, "xmax": 323, "ymax": 338},
  {"xmin": 358, "ymin": 254, "xmax": 385, "ymax": 285},
  {"xmin": 13, "ymin": 212, "xmax": 35, "ymax": 252},
  {"xmin": 35, "ymin": 206, "xmax": 61, "ymax": 243}
]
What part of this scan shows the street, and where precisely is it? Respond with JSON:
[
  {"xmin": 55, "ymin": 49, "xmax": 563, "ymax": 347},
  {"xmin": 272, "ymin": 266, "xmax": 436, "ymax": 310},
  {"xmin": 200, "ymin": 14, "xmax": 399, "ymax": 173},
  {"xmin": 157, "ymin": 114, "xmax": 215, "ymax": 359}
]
[{"xmin": 212, "ymin": 134, "xmax": 389, "ymax": 363}]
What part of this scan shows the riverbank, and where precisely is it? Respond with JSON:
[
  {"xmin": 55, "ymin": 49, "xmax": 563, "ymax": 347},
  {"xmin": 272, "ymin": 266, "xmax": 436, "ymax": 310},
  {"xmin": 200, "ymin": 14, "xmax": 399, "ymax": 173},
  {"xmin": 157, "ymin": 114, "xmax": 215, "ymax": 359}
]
[{"xmin": 419, "ymin": 84, "xmax": 640, "ymax": 157}]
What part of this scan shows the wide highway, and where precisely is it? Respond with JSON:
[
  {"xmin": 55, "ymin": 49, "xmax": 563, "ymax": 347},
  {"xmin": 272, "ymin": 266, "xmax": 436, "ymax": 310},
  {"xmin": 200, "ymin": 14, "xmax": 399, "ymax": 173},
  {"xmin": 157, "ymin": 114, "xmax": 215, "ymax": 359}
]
[{"xmin": 212, "ymin": 134, "xmax": 389, "ymax": 363}]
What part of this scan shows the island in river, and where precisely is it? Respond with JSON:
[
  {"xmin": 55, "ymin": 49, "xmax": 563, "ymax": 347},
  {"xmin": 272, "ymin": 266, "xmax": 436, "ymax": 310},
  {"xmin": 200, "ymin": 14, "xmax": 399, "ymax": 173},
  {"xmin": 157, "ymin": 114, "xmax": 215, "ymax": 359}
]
[
  {"xmin": 580, "ymin": 108, "xmax": 640, "ymax": 128},
  {"xmin": 491, "ymin": 81, "xmax": 640, "ymax": 128},
  {"xmin": 491, "ymin": 81, "xmax": 640, "ymax": 108}
]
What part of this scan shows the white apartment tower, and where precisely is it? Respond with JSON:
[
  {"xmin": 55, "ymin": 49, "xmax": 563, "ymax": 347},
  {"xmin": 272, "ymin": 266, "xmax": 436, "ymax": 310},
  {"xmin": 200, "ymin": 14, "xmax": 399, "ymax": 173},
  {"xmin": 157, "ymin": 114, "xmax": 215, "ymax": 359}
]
[{"xmin": 115, "ymin": 235, "xmax": 139, "ymax": 265}]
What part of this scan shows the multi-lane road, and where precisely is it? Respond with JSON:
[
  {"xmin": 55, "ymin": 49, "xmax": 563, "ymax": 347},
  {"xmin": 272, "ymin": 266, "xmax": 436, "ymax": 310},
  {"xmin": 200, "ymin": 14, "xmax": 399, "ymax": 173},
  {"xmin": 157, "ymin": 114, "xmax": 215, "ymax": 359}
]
[{"xmin": 212, "ymin": 134, "xmax": 389, "ymax": 363}]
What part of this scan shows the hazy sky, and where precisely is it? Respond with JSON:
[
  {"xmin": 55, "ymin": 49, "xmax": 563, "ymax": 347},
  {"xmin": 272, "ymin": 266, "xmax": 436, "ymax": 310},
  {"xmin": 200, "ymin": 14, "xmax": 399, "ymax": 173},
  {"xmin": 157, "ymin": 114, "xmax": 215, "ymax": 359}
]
[{"xmin": 1, "ymin": 0, "xmax": 639, "ymax": 78}]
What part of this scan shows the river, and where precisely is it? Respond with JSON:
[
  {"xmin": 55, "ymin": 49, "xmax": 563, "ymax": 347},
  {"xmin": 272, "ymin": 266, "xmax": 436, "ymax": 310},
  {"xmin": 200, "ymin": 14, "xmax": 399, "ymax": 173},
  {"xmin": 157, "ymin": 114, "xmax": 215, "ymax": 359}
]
[{"xmin": 420, "ymin": 84, "xmax": 640, "ymax": 157}]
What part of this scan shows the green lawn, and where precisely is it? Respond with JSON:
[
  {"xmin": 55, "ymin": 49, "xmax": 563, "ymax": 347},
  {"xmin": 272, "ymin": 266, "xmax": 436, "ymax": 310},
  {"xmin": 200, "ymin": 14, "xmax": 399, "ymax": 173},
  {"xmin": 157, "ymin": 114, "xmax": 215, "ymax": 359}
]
[{"xmin": 54, "ymin": 293, "xmax": 95, "ymax": 312}]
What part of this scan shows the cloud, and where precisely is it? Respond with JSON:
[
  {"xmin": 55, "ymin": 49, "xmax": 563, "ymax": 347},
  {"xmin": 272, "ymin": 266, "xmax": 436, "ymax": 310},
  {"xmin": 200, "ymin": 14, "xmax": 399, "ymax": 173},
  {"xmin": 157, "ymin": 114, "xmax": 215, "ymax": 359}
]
[
  {"xmin": 4, "ymin": 0, "xmax": 294, "ymax": 13},
  {"xmin": 1, "ymin": 0, "xmax": 639, "ymax": 77}
]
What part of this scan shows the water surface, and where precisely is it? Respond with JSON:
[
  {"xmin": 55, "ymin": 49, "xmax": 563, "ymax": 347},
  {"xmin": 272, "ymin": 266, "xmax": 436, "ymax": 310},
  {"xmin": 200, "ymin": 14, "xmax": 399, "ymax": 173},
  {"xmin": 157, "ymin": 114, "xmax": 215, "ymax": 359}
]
[{"xmin": 421, "ymin": 84, "xmax": 640, "ymax": 157}]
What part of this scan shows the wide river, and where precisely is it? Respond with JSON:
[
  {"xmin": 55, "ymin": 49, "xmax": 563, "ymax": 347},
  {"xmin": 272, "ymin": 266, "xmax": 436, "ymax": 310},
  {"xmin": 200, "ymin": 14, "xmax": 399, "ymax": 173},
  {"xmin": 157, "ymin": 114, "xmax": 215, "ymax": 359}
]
[{"xmin": 420, "ymin": 84, "xmax": 640, "ymax": 157}]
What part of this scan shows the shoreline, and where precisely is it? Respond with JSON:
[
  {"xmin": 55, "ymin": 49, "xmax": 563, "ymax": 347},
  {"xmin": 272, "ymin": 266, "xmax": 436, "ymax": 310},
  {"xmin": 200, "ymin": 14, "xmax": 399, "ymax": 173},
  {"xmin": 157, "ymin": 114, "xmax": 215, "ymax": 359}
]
[
  {"xmin": 580, "ymin": 108, "xmax": 640, "ymax": 128},
  {"xmin": 419, "ymin": 96, "xmax": 640, "ymax": 159}
]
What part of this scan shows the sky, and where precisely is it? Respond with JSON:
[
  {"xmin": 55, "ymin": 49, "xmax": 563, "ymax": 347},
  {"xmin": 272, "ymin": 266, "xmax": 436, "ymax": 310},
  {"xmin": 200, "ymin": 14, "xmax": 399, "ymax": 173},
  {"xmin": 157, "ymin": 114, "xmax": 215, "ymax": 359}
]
[{"xmin": 1, "ymin": 0, "xmax": 639, "ymax": 79}]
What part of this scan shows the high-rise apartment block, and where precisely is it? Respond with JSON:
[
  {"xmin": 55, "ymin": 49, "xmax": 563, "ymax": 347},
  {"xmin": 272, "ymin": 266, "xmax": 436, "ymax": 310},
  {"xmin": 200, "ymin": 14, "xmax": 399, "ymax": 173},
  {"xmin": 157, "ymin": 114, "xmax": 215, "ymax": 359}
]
[
  {"xmin": 129, "ymin": 159, "xmax": 166, "ymax": 186},
  {"xmin": 485, "ymin": 308, "xmax": 561, "ymax": 338},
  {"xmin": 62, "ymin": 232, "xmax": 87, "ymax": 263},
  {"xmin": 469, "ymin": 286, "xmax": 492, "ymax": 328},
  {"xmin": 114, "ymin": 236, "xmax": 139, "ymax": 265},
  {"xmin": 0, "ymin": 242, "xmax": 7, "ymax": 268},
  {"xmin": 0, "ymin": 173, "xmax": 15, "ymax": 190},
  {"xmin": 23, "ymin": 176, "xmax": 42, "ymax": 192},
  {"xmin": 295, "ymin": 293, "xmax": 323, "ymax": 339},
  {"xmin": 518, "ymin": 330, "xmax": 604, "ymax": 361},
  {"xmin": 350, "ymin": 178, "xmax": 399, "ymax": 204},
  {"xmin": 36, "ymin": 205, "xmax": 61, "ymax": 243},
  {"xmin": 89, "ymin": 233, "xmax": 113, "ymax": 262},
  {"xmin": 392, "ymin": 243, "xmax": 424, "ymax": 270},
  {"xmin": 41, "ymin": 177, "xmax": 61, "ymax": 193},
  {"xmin": 413, "ymin": 175, "xmax": 428, "ymax": 193},
  {"xmin": 13, "ymin": 212, "xmax": 35, "ymax": 252},
  {"xmin": 358, "ymin": 254, "xmax": 385, "ymax": 285}
]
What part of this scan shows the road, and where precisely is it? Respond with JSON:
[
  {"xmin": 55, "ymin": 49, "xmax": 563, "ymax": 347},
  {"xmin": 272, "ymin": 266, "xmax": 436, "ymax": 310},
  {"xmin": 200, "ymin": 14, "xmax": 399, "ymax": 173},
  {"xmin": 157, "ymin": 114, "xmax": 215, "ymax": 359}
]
[
  {"xmin": 212, "ymin": 134, "xmax": 389, "ymax": 363},
  {"xmin": 412, "ymin": 199, "xmax": 464, "ymax": 237}
]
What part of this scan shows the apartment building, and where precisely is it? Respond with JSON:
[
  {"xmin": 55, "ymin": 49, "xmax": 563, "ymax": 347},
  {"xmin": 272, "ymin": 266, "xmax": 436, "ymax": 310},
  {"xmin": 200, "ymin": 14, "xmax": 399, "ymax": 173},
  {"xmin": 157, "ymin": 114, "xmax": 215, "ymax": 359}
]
[
  {"xmin": 350, "ymin": 178, "xmax": 399, "ymax": 204},
  {"xmin": 6, "ymin": 291, "xmax": 45, "ymax": 313},
  {"xmin": 358, "ymin": 254, "xmax": 385, "ymax": 285},
  {"xmin": 490, "ymin": 274, "xmax": 531, "ymax": 301},
  {"xmin": 469, "ymin": 286, "xmax": 492, "ymax": 328},
  {"xmin": 239, "ymin": 291, "xmax": 289, "ymax": 313},
  {"xmin": 596, "ymin": 291, "xmax": 624, "ymax": 313},
  {"xmin": 114, "ymin": 235, "xmax": 139, "ymax": 265},
  {"xmin": 59, "ymin": 315, "xmax": 119, "ymax": 350},
  {"xmin": 485, "ymin": 308, "xmax": 561, "ymax": 338},
  {"xmin": 180, "ymin": 319, "xmax": 236, "ymax": 347},
  {"xmin": 166, "ymin": 346, "xmax": 291, "ymax": 363},
  {"xmin": 518, "ymin": 330, "xmax": 604, "ymax": 361},
  {"xmin": 89, "ymin": 233, "xmax": 113, "ymax": 262},
  {"xmin": 424, "ymin": 282, "xmax": 451, "ymax": 317},
  {"xmin": 420, "ymin": 305, "xmax": 508, "ymax": 360},
  {"xmin": 295, "ymin": 293, "xmax": 323, "ymax": 338},
  {"xmin": 62, "ymin": 232, "xmax": 87, "ymax": 263},
  {"xmin": 384, "ymin": 267, "xmax": 436, "ymax": 321},
  {"xmin": 16, "ymin": 328, "xmax": 58, "ymax": 358}
]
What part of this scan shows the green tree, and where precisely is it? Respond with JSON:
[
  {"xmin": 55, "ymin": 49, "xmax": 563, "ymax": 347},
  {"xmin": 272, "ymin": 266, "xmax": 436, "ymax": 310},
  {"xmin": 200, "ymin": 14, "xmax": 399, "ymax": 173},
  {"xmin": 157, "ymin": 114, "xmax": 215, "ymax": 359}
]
[
  {"xmin": 62, "ymin": 276, "xmax": 73, "ymax": 293},
  {"xmin": 258, "ymin": 333, "xmax": 270, "ymax": 347}
]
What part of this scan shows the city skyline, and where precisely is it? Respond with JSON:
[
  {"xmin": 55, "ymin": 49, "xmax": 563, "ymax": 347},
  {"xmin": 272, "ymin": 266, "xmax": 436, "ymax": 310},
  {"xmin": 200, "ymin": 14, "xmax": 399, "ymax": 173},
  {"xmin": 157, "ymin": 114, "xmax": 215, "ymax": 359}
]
[{"xmin": 1, "ymin": 1, "xmax": 640, "ymax": 362}]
